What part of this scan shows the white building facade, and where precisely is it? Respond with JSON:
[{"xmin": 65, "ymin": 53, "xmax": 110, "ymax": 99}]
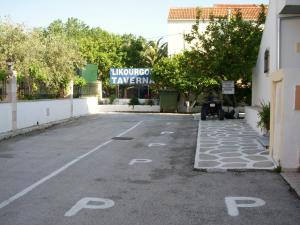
[
  {"xmin": 247, "ymin": 0, "xmax": 300, "ymax": 170},
  {"xmin": 168, "ymin": 2, "xmax": 300, "ymax": 170},
  {"xmin": 167, "ymin": 4, "xmax": 265, "ymax": 56}
]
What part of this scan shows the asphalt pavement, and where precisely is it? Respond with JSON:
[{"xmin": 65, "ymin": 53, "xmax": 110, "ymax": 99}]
[{"xmin": 0, "ymin": 113, "xmax": 299, "ymax": 225}]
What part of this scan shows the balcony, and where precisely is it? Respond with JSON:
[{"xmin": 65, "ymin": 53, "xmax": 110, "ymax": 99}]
[{"xmin": 279, "ymin": 0, "xmax": 300, "ymax": 14}]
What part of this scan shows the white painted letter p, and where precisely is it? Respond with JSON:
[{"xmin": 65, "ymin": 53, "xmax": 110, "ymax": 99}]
[
  {"xmin": 65, "ymin": 197, "xmax": 115, "ymax": 217},
  {"xmin": 225, "ymin": 196, "xmax": 265, "ymax": 217}
]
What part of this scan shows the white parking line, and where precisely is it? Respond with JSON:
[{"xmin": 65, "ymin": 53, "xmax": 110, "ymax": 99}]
[
  {"xmin": 148, "ymin": 143, "xmax": 166, "ymax": 147},
  {"xmin": 116, "ymin": 121, "xmax": 143, "ymax": 137},
  {"xmin": 161, "ymin": 131, "xmax": 174, "ymax": 135},
  {"xmin": 0, "ymin": 121, "xmax": 143, "ymax": 210}
]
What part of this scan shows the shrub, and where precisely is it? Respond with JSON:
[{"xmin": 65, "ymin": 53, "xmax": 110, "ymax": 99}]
[
  {"xmin": 128, "ymin": 97, "xmax": 140, "ymax": 108},
  {"xmin": 146, "ymin": 99, "xmax": 154, "ymax": 106},
  {"xmin": 257, "ymin": 101, "xmax": 270, "ymax": 133},
  {"xmin": 74, "ymin": 76, "xmax": 86, "ymax": 87},
  {"xmin": 109, "ymin": 94, "xmax": 116, "ymax": 104}
]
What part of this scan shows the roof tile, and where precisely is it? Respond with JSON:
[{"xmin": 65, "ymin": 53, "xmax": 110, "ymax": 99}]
[{"xmin": 168, "ymin": 4, "xmax": 268, "ymax": 21}]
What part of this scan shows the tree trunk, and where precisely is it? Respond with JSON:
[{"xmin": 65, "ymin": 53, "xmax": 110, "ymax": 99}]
[{"xmin": 186, "ymin": 100, "xmax": 197, "ymax": 113}]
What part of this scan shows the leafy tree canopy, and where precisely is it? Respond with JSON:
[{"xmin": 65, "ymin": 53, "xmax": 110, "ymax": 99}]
[
  {"xmin": 152, "ymin": 52, "xmax": 218, "ymax": 111},
  {"xmin": 0, "ymin": 17, "xmax": 168, "ymax": 97},
  {"xmin": 185, "ymin": 5, "xmax": 266, "ymax": 84}
]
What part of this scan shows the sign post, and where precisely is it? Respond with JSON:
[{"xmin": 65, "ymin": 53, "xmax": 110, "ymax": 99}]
[
  {"xmin": 222, "ymin": 81, "xmax": 235, "ymax": 95},
  {"xmin": 110, "ymin": 68, "xmax": 154, "ymax": 85}
]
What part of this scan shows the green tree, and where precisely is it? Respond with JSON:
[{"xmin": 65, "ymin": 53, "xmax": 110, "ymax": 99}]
[
  {"xmin": 0, "ymin": 19, "xmax": 27, "ymax": 72},
  {"xmin": 120, "ymin": 34, "xmax": 148, "ymax": 67},
  {"xmin": 152, "ymin": 52, "xmax": 218, "ymax": 112},
  {"xmin": 185, "ymin": 6, "xmax": 266, "ymax": 84},
  {"xmin": 42, "ymin": 32, "xmax": 84, "ymax": 94},
  {"xmin": 0, "ymin": 19, "xmax": 84, "ymax": 98},
  {"xmin": 46, "ymin": 19, "xmax": 124, "ymax": 94},
  {"xmin": 143, "ymin": 38, "xmax": 168, "ymax": 67}
]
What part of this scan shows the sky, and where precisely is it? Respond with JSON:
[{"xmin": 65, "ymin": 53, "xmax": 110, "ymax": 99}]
[{"xmin": 0, "ymin": 0, "xmax": 268, "ymax": 40}]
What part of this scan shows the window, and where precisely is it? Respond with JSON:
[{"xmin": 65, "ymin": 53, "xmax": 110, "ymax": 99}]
[{"xmin": 264, "ymin": 49, "xmax": 270, "ymax": 73}]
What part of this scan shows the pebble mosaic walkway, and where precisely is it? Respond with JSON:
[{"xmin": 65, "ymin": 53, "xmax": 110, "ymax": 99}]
[{"xmin": 194, "ymin": 120, "xmax": 276, "ymax": 171}]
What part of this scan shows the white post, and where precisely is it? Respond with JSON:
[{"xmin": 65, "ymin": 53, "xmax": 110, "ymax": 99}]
[
  {"xmin": 6, "ymin": 69, "xmax": 17, "ymax": 131},
  {"xmin": 70, "ymin": 80, "xmax": 74, "ymax": 118},
  {"xmin": 98, "ymin": 81, "xmax": 103, "ymax": 100},
  {"xmin": 186, "ymin": 101, "xmax": 190, "ymax": 113}
]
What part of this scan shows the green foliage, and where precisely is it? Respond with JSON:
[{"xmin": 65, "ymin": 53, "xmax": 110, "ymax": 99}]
[
  {"xmin": 109, "ymin": 94, "xmax": 116, "ymax": 104},
  {"xmin": 0, "ymin": 17, "xmax": 168, "ymax": 99},
  {"xmin": 144, "ymin": 38, "xmax": 168, "ymax": 67},
  {"xmin": 128, "ymin": 96, "xmax": 140, "ymax": 108},
  {"xmin": 0, "ymin": 69, "xmax": 7, "ymax": 80},
  {"xmin": 185, "ymin": 6, "xmax": 265, "ymax": 83},
  {"xmin": 146, "ymin": 99, "xmax": 154, "ymax": 106},
  {"xmin": 273, "ymin": 165, "xmax": 282, "ymax": 173},
  {"xmin": 46, "ymin": 18, "xmax": 162, "ymax": 93},
  {"xmin": 235, "ymin": 85, "xmax": 252, "ymax": 106},
  {"xmin": 74, "ymin": 76, "xmax": 86, "ymax": 87},
  {"xmin": 0, "ymin": 19, "xmax": 84, "ymax": 97},
  {"xmin": 121, "ymin": 34, "xmax": 147, "ymax": 68},
  {"xmin": 152, "ymin": 52, "xmax": 218, "ymax": 107},
  {"xmin": 257, "ymin": 101, "xmax": 270, "ymax": 132}
]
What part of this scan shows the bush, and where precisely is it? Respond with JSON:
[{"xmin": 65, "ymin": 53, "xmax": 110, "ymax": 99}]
[
  {"xmin": 109, "ymin": 94, "xmax": 116, "ymax": 104},
  {"xmin": 74, "ymin": 76, "xmax": 87, "ymax": 87},
  {"xmin": 257, "ymin": 101, "xmax": 270, "ymax": 133},
  {"xmin": 0, "ymin": 69, "xmax": 7, "ymax": 80},
  {"xmin": 128, "ymin": 97, "xmax": 140, "ymax": 108},
  {"xmin": 145, "ymin": 99, "xmax": 154, "ymax": 106}
]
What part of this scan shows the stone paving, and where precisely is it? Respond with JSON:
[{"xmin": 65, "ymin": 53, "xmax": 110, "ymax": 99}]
[{"xmin": 194, "ymin": 119, "xmax": 276, "ymax": 171}]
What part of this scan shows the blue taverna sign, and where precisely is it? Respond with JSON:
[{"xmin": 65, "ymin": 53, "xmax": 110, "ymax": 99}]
[{"xmin": 110, "ymin": 68, "xmax": 154, "ymax": 85}]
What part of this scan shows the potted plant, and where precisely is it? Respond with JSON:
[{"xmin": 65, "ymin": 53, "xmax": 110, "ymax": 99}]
[{"xmin": 257, "ymin": 101, "xmax": 270, "ymax": 135}]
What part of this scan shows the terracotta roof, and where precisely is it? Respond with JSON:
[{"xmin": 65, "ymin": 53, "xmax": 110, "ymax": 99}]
[
  {"xmin": 214, "ymin": 4, "xmax": 262, "ymax": 8},
  {"xmin": 168, "ymin": 4, "xmax": 268, "ymax": 21}
]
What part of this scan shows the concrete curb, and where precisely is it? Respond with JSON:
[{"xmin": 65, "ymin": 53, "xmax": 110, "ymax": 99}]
[
  {"xmin": 280, "ymin": 173, "xmax": 300, "ymax": 198},
  {"xmin": 193, "ymin": 119, "xmax": 201, "ymax": 170},
  {"xmin": 0, "ymin": 117, "xmax": 75, "ymax": 142}
]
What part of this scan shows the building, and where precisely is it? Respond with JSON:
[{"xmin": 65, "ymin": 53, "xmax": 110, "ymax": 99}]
[
  {"xmin": 246, "ymin": 0, "xmax": 300, "ymax": 171},
  {"xmin": 167, "ymin": 4, "xmax": 265, "ymax": 56},
  {"xmin": 168, "ymin": 2, "xmax": 300, "ymax": 171}
]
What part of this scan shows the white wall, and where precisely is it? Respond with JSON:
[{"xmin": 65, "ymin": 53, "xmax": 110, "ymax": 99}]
[
  {"xmin": 0, "ymin": 96, "xmax": 162, "ymax": 135},
  {"xmin": 98, "ymin": 105, "xmax": 160, "ymax": 113},
  {"xmin": 280, "ymin": 17, "xmax": 300, "ymax": 69},
  {"xmin": 113, "ymin": 98, "xmax": 159, "ymax": 105},
  {"xmin": 0, "ymin": 103, "xmax": 12, "ymax": 133},
  {"xmin": 167, "ymin": 20, "xmax": 208, "ymax": 55},
  {"xmin": 245, "ymin": 106, "xmax": 264, "ymax": 135},
  {"xmin": 280, "ymin": 69, "xmax": 300, "ymax": 169},
  {"xmin": 252, "ymin": 0, "xmax": 300, "ymax": 106},
  {"xmin": 0, "ymin": 97, "xmax": 99, "ymax": 134},
  {"xmin": 252, "ymin": 0, "xmax": 279, "ymax": 106},
  {"xmin": 73, "ymin": 97, "xmax": 98, "ymax": 116},
  {"xmin": 17, "ymin": 100, "xmax": 71, "ymax": 129},
  {"xmin": 249, "ymin": 0, "xmax": 300, "ymax": 143}
]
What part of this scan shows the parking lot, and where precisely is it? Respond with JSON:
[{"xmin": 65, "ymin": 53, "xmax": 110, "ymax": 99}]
[{"xmin": 0, "ymin": 114, "xmax": 299, "ymax": 225}]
